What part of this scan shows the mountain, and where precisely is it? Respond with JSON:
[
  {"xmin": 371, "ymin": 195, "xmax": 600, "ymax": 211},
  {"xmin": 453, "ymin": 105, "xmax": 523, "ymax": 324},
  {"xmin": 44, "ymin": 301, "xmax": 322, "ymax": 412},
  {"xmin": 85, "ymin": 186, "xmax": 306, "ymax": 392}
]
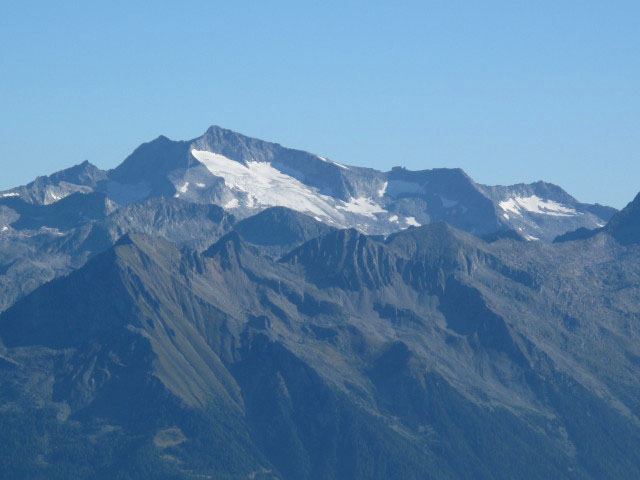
[
  {"xmin": 481, "ymin": 180, "xmax": 616, "ymax": 241},
  {"xmin": 1, "ymin": 125, "xmax": 638, "ymax": 479},
  {"xmin": 1, "ymin": 125, "xmax": 616, "ymax": 241},
  {"xmin": 0, "ymin": 192, "xmax": 116, "ymax": 231},
  {"xmin": 0, "ymin": 195, "xmax": 235, "ymax": 313},
  {"xmin": 234, "ymin": 206, "xmax": 336, "ymax": 256},
  {"xmin": 0, "ymin": 160, "xmax": 108, "ymax": 205},
  {"xmin": 554, "ymin": 192, "xmax": 640, "ymax": 245},
  {"xmin": 2, "ymin": 214, "xmax": 640, "ymax": 478},
  {"xmin": 604, "ymin": 192, "xmax": 640, "ymax": 245},
  {"xmin": 104, "ymin": 196, "xmax": 236, "ymax": 250}
]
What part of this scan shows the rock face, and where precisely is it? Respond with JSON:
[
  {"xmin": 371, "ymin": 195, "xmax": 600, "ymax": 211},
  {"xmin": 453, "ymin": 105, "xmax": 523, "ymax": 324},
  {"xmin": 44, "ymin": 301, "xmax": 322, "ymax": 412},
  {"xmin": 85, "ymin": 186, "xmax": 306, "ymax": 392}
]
[
  {"xmin": 604, "ymin": 192, "xmax": 640, "ymax": 245},
  {"xmin": 0, "ymin": 126, "xmax": 639, "ymax": 479},
  {"xmin": 234, "ymin": 206, "xmax": 336, "ymax": 257}
]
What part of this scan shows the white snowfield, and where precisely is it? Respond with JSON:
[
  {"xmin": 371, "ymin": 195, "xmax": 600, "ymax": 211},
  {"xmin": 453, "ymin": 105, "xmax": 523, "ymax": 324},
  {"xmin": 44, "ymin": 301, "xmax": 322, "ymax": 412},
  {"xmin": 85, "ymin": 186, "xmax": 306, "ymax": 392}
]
[
  {"xmin": 0, "ymin": 192, "xmax": 19, "ymax": 198},
  {"xmin": 191, "ymin": 149, "xmax": 401, "ymax": 228},
  {"xmin": 499, "ymin": 195, "xmax": 577, "ymax": 217},
  {"xmin": 336, "ymin": 197, "xmax": 386, "ymax": 219},
  {"xmin": 192, "ymin": 149, "xmax": 348, "ymax": 221}
]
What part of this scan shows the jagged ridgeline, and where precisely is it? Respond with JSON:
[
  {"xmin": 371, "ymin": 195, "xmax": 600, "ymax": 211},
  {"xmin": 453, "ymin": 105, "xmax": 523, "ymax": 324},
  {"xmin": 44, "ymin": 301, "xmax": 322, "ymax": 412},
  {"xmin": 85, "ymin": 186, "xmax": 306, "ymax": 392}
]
[
  {"xmin": 0, "ymin": 126, "xmax": 639, "ymax": 479},
  {"xmin": 1, "ymin": 125, "xmax": 615, "ymax": 241}
]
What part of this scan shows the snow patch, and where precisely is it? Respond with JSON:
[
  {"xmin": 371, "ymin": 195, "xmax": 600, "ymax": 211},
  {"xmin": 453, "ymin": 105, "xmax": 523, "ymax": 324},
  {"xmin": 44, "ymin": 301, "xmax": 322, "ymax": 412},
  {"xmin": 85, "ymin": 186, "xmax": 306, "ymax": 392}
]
[
  {"xmin": 389, "ymin": 215, "xmax": 399, "ymax": 223},
  {"xmin": 332, "ymin": 161, "xmax": 349, "ymax": 170},
  {"xmin": 336, "ymin": 197, "xmax": 386, "ymax": 219},
  {"xmin": 224, "ymin": 198, "xmax": 239, "ymax": 209},
  {"xmin": 499, "ymin": 196, "xmax": 577, "ymax": 217},
  {"xmin": 502, "ymin": 213, "xmax": 509, "ymax": 220},
  {"xmin": 524, "ymin": 234, "xmax": 539, "ymax": 241},
  {"xmin": 196, "ymin": 183, "xmax": 205, "ymax": 188},
  {"xmin": 405, "ymin": 216, "xmax": 421, "ymax": 227},
  {"xmin": 317, "ymin": 155, "xmax": 349, "ymax": 170},
  {"xmin": 378, "ymin": 182, "xmax": 388, "ymax": 197},
  {"xmin": 1, "ymin": 226, "xmax": 8, "ymax": 232},
  {"xmin": 179, "ymin": 182, "xmax": 189, "ymax": 193},
  {"xmin": 47, "ymin": 190, "xmax": 62, "ymax": 202},
  {"xmin": 0, "ymin": 192, "xmax": 19, "ymax": 198}
]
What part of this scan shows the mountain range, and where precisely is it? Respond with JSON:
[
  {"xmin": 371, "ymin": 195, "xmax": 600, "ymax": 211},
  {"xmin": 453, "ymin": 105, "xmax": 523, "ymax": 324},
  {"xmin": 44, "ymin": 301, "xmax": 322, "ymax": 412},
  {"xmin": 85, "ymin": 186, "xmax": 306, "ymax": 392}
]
[
  {"xmin": 0, "ymin": 126, "xmax": 639, "ymax": 479},
  {"xmin": 1, "ymin": 125, "xmax": 616, "ymax": 241}
]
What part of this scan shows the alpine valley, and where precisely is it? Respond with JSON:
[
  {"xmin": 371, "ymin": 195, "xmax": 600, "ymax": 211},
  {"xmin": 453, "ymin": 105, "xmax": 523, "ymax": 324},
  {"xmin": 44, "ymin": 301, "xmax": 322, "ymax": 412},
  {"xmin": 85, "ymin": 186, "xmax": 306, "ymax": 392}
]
[{"xmin": 1, "ymin": 126, "xmax": 639, "ymax": 479}]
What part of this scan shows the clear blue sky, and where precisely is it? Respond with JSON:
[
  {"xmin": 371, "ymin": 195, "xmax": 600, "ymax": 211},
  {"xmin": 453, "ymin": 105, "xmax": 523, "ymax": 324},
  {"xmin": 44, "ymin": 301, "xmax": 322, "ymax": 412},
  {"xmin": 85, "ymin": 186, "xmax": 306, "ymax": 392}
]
[{"xmin": 1, "ymin": 1, "xmax": 638, "ymax": 208}]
